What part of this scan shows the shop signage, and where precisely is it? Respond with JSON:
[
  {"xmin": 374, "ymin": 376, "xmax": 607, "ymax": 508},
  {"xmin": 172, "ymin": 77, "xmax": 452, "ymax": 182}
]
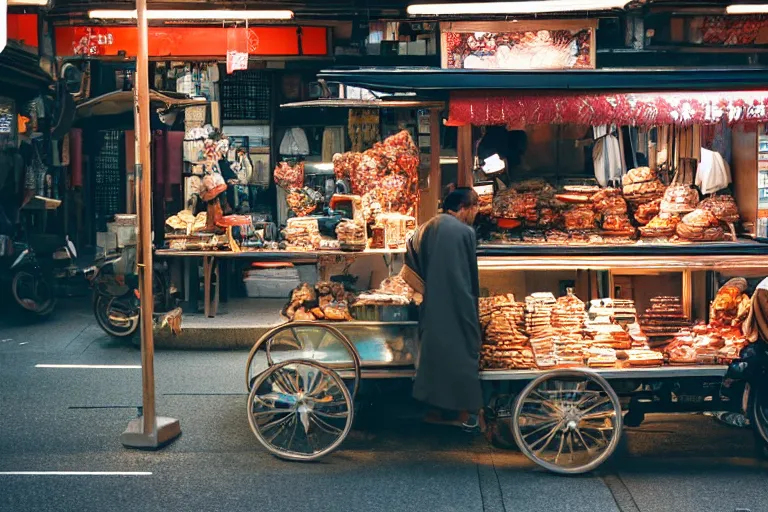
[
  {"xmin": 449, "ymin": 90, "xmax": 768, "ymax": 127},
  {"xmin": 7, "ymin": 14, "xmax": 38, "ymax": 48},
  {"xmin": 441, "ymin": 20, "xmax": 596, "ymax": 70},
  {"xmin": 54, "ymin": 26, "xmax": 328, "ymax": 57}
]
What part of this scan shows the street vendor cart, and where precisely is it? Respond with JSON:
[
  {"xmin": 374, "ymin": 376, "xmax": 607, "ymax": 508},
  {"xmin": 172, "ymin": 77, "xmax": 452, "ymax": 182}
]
[
  {"xmin": 244, "ymin": 247, "xmax": 768, "ymax": 473},
  {"xmin": 242, "ymin": 65, "xmax": 768, "ymax": 474}
]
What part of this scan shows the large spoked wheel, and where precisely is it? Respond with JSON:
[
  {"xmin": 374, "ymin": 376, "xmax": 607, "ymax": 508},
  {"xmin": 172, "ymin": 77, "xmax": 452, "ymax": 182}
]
[
  {"xmin": 246, "ymin": 322, "xmax": 362, "ymax": 401},
  {"xmin": 749, "ymin": 383, "xmax": 768, "ymax": 457},
  {"xmin": 512, "ymin": 369, "xmax": 622, "ymax": 475},
  {"xmin": 247, "ymin": 359, "xmax": 354, "ymax": 461}
]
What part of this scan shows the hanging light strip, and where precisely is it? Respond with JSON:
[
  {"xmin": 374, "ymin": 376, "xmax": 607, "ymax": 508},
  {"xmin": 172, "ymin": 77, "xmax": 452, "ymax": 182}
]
[
  {"xmin": 88, "ymin": 9, "xmax": 294, "ymax": 21},
  {"xmin": 726, "ymin": 4, "xmax": 768, "ymax": 14},
  {"xmin": 407, "ymin": 0, "xmax": 628, "ymax": 16}
]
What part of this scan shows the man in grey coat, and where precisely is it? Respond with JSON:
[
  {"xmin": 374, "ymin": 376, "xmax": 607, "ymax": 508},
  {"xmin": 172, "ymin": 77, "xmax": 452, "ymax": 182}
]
[{"xmin": 401, "ymin": 188, "xmax": 483, "ymax": 429}]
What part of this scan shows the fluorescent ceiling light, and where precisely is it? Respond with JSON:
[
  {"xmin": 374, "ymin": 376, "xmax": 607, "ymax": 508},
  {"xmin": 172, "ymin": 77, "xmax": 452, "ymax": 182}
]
[
  {"xmin": 88, "ymin": 9, "xmax": 294, "ymax": 21},
  {"xmin": 726, "ymin": 4, "xmax": 768, "ymax": 14},
  {"xmin": 407, "ymin": 0, "xmax": 628, "ymax": 15},
  {"xmin": 8, "ymin": 0, "xmax": 49, "ymax": 5}
]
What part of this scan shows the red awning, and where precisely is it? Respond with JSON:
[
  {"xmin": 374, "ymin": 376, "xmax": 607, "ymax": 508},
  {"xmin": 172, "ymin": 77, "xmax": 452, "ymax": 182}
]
[{"xmin": 448, "ymin": 90, "xmax": 768, "ymax": 127}]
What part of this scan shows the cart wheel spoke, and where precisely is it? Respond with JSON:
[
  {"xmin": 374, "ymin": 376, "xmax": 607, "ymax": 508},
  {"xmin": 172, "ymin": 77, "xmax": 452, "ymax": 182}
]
[
  {"xmin": 310, "ymin": 413, "xmax": 344, "ymax": 436},
  {"xmin": 513, "ymin": 370, "xmax": 622, "ymax": 475}
]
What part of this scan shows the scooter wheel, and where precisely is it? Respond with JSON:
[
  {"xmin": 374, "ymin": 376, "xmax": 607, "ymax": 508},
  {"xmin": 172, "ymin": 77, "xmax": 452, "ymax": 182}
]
[
  {"xmin": 10, "ymin": 268, "xmax": 56, "ymax": 318},
  {"xmin": 93, "ymin": 293, "xmax": 140, "ymax": 339}
]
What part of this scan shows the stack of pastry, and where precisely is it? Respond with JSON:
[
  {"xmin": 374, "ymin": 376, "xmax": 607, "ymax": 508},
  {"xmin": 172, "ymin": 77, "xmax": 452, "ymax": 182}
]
[
  {"xmin": 587, "ymin": 347, "xmax": 618, "ymax": 368},
  {"xmin": 634, "ymin": 198, "xmax": 662, "ymax": 226},
  {"xmin": 550, "ymin": 291, "xmax": 589, "ymax": 366},
  {"xmin": 588, "ymin": 298, "xmax": 638, "ymax": 325},
  {"xmin": 592, "ymin": 189, "xmax": 635, "ymax": 237},
  {"xmin": 622, "ymin": 167, "xmax": 666, "ymax": 209},
  {"xmin": 525, "ymin": 293, "xmax": 557, "ymax": 366},
  {"xmin": 563, "ymin": 205, "xmax": 597, "ymax": 231},
  {"xmin": 585, "ymin": 323, "xmax": 632, "ymax": 350},
  {"xmin": 479, "ymin": 294, "xmax": 534, "ymax": 370},
  {"xmin": 661, "ymin": 185, "xmax": 700, "ymax": 215},
  {"xmin": 676, "ymin": 209, "xmax": 725, "ymax": 242},
  {"xmin": 666, "ymin": 323, "xmax": 750, "ymax": 365},
  {"xmin": 699, "ymin": 195, "xmax": 740, "ymax": 224},
  {"xmin": 639, "ymin": 212, "xmax": 681, "ymax": 238},
  {"xmin": 710, "ymin": 278, "xmax": 751, "ymax": 327},
  {"xmin": 640, "ymin": 296, "xmax": 691, "ymax": 348},
  {"xmin": 620, "ymin": 349, "xmax": 664, "ymax": 367}
]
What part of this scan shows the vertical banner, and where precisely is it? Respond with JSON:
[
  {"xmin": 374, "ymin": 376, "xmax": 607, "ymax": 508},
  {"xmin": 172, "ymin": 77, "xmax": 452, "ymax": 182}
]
[{"xmin": 226, "ymin": 24, "xmax": 248, "ymax": 74}]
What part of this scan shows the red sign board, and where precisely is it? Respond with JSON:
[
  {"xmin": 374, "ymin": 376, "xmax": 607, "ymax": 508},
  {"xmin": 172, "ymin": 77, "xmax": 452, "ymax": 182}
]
[
  {"xmin": 54, "ymin": 26, "xmax": 327, "ymax": 57},
  {"xmin": 8, "ymin": 14, "xmax": 38, "ymax": 48}
]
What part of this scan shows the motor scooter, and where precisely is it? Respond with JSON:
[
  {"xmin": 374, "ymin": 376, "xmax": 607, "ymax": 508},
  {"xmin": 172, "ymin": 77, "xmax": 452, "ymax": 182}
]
[{"xmin": 91, "ymin": 245, "xmax": 181, "ymax": 339}]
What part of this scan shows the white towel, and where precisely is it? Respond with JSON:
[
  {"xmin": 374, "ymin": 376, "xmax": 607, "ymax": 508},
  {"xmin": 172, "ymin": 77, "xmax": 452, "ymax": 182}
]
[{"xmin": 696, "ymin": 148, "xmax": 731, "ymax": 195}]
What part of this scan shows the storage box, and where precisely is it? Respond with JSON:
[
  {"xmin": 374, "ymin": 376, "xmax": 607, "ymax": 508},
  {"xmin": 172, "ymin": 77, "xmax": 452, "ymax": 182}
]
[{"xmin": 244, "ymin": 275, "xmax": 300, "ymax": 298}]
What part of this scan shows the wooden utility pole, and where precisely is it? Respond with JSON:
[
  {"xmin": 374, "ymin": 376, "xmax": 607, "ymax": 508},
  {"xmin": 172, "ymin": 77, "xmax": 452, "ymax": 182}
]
[{"xmin": 120, "ymin": 0, "xmax": 181, "ymax": 449}]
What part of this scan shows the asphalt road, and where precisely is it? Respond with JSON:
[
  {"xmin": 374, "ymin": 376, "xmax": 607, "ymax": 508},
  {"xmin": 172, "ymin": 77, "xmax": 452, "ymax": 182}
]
[{"xmin": 1, "ymin": 300, "xmax": 767, "ymax": 512}]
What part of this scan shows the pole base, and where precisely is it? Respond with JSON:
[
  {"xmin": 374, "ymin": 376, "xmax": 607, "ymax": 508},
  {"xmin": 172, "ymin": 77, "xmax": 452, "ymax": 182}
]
[{"xmin": 121, "ymin": 416, "xmax": 181, "ymax": 450}]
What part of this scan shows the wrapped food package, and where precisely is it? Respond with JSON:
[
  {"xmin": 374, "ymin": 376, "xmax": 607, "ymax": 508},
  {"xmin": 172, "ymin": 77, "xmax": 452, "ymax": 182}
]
[
  {"xmin": 676, "ymin": 209, "xmax": 724, "ymax": 241},
  {"xmin": 336, "ymin": 220, "xmax": 367, "ymax": 251},
  {"xmin": 333, "ymin": 130, "xmax": 419, "ymax": 224},
  {"xmin": 661, "ymin": 185, "xmax": 700, "ymax": 214},
  {"xmin": 699, "ymin": 194, "xmax": 740, "ymax": 223},
  {"xmin": 283, "ymin": 217, "xmax": 321, "ymax": 250},
  {"xmin": 375, "ymin": 212, "xmax": 416, "ymax": 250},
  {"xmin": 274, "ymin": 161, "xmax": 305, "ymax": 190}
]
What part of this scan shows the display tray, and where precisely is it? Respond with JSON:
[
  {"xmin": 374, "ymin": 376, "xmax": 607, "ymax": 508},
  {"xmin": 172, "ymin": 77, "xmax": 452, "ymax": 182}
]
[
  {"xmin": 477, "ymin": 239, "xmax": 768, "ymax": 257},
  {"xmin": 331, "ymin": 365, "xmax": 730, "ymax": 381},
  {"xmin": 479, "ymin": 365, "xmax": 728, "ymax": 381},
  {"xmin": 155, "ymin": 248, "xmax": 405, "ymax": 261}
]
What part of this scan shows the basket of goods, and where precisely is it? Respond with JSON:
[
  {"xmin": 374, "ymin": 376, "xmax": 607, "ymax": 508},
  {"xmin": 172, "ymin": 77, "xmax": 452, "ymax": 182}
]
[
  {"xmin": 676, "ymin": 209, "xmax": 724, "ymax": 241},
  {"xmin": 335, "ymin": 219, "xmax": 367, "ymax": 252},
  {"xmin": 274, "ymin": 161, "xmax": 305, "ymax": 191},
  {"xmin": 638, "ymin": 212, "xmax": 680, "ymax": 238}
]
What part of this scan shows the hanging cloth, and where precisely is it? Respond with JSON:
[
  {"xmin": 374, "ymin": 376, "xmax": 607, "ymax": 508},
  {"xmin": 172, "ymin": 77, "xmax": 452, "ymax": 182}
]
[
  {"xmin": 696, "ymin": 148, "xmax": 732, "ymax": 196},
  {"xmin": 279, "ymin": 127, "xmax": 310, "ymax": 156},
  {"xmin": 592, "ymin": 125, "xmax": 622, "ymax": 187}
]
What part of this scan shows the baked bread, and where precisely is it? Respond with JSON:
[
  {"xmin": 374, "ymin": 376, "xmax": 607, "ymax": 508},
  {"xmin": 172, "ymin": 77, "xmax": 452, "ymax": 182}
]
[{"xmin": 660, "ymin": 185, "xmax": 699, "ymax": 214}]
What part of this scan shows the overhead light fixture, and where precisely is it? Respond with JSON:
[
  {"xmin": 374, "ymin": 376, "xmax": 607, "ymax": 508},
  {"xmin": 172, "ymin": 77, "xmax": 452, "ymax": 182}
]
[
  {"xmin": 88, "ymin": 9, "xmax": 294, "ymax": 21},
  {"xmin": 407, "ymin": 0, "xmax": 628, "ymax": 16},
  {"xmin": 726, "ymin": 4, "xmax": 768, "ymax": 14},
  {"xmin": 8, "ymin": 0, "xmax": 49, "ymax": 5}
]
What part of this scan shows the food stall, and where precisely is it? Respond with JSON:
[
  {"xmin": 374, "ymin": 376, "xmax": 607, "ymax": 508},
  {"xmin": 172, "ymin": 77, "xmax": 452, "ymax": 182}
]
[
  {"xmin": 233, "ymin": 47, "xmax": 768, "ymax": 472},
  {"xmin": 156, "ymin": 97, "xmax": 443, "ymax": 318}
]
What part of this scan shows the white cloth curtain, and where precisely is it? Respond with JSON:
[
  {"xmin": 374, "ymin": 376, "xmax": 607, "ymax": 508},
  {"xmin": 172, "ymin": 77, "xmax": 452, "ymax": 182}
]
[{"xmin": 592, "ymin": 125, "xmax": 623, "ymax": 187}]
